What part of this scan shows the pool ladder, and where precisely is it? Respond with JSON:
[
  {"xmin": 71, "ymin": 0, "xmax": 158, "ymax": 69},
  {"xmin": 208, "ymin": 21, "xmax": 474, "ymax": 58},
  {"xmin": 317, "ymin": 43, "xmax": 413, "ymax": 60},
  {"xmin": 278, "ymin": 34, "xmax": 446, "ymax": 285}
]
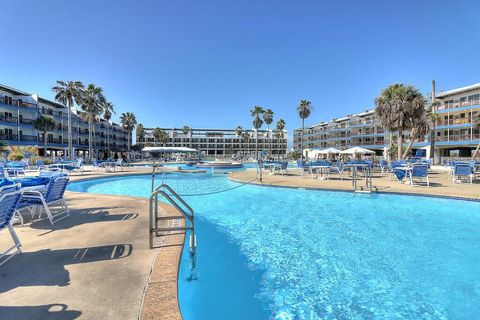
[
  {"xmin": 149, "ymin": 166, "xmax": 197, "ymax": 280},
  {"xmin": 352, "ymin": 166, "xmax": 376, "ymax": 193}
]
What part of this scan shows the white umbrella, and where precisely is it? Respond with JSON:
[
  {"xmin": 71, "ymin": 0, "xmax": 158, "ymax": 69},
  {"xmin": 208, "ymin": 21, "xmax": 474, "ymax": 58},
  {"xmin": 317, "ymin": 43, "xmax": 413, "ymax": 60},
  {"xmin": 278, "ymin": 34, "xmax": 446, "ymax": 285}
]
[
  {"xmin": 318, "ymin": 147, "xmax": 341, "ymax": 155},
  {"xmin": 340, "ymin": 147, "xmax": 375, "ymax": 155}
]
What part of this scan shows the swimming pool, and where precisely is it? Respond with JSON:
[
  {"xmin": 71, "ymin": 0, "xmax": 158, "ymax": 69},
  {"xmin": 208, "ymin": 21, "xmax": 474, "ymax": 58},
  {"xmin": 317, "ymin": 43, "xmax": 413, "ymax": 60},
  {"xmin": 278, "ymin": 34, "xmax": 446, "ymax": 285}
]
[{"xmin": 68, "ymin": 173, "xmax": 480, "ymax": 319}]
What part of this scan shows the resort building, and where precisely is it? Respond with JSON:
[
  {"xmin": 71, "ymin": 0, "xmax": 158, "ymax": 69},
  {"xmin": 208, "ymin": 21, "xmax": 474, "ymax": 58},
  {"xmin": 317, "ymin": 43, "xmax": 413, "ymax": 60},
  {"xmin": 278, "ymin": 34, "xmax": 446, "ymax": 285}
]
[
  {"xmin": 139, "ymin": 127, "xmax": 288, "ymax": 158},
  {"xmin": 294, "ymin": 82, "xmax": 480, "ymax": 162},
  {"xmin": 0, "ymin": 84, "xmax": 130, "ymax": 156}
]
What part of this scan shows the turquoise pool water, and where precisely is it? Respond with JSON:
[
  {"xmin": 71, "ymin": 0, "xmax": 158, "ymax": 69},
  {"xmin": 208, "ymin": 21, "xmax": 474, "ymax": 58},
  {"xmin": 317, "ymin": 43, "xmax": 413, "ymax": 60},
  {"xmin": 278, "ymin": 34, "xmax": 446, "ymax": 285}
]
[{"xmin": 68, "ymin": 173, "xmax": 480, "ymax": 319}]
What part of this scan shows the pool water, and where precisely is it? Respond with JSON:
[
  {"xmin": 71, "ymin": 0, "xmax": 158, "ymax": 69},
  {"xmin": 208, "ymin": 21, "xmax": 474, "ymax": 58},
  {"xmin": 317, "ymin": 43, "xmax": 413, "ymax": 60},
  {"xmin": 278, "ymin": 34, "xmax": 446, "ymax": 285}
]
[{"xmin": 68, "ymin": 173, "xmax": 480, "ymax": 319}]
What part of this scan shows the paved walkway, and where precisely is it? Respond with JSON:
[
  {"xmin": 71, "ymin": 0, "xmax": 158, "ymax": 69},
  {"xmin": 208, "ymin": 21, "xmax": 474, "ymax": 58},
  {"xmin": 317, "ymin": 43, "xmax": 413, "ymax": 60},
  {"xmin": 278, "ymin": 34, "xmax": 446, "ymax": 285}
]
[{"xmin": 0, "ymin": 167, "xmax": 183, "ymax": 320}]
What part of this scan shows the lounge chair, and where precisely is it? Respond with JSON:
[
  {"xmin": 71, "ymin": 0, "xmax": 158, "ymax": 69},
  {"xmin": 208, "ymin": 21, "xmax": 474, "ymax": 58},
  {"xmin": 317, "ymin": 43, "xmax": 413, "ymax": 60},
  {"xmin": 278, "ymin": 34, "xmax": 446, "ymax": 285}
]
[
  {"xmin": 330, "ymin": 161, "xmax": 345, "ymax": 180},
  {"xmin": 273, "ymin": 161, "xmax": 288, "ymax": 175},
  {"xmin": 17, "ymin": 175, "xmax": 70, "ymax": 225},
  {"xmin": 453, "ymin": 164, "xmax": 474, "ymax": 184},
  {"xmin": 379, "ymin": 160, "xmax": 389, "ymax": 175},
  {"xmin": 409, "ymin": 164, "xmax": 429, "ymax": 187},
  {"xmin": 113, "ymin": 158, "xmax": 123, "ymax": 172},
  {"xmin": 0, "ymin": 184, "xmax": 23, "ymax": 266},
  {"xmin": 36, "ymin": 159, "xmax": 47, "ymax": 170}
]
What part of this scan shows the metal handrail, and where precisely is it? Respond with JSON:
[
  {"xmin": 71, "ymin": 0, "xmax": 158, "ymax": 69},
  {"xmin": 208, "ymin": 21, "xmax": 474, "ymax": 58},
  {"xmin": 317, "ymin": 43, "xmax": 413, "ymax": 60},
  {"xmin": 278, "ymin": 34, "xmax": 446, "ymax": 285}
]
[{"xmin": 149, "ymin": 164, "xmax": 197, "ymax": 280}]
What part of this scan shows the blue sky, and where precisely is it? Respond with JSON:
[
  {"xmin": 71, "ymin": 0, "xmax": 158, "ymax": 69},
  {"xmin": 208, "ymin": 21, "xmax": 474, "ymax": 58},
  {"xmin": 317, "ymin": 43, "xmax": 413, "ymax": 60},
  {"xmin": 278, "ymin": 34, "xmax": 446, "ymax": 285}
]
[{"xmin": 2, "ymin": 0, "xmax": 480, "ymax": 145}]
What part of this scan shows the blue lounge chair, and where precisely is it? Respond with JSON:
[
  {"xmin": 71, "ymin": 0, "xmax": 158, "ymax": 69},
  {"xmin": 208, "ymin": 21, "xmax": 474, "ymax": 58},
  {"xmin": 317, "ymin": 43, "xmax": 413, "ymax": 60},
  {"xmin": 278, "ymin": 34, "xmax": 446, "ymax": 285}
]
[
  {"xmin": 0, "ymin": 184, "xmax": 23, "ymax": 266},
  {"xmin": 18, "ymin": 175, "xmax": 70, "ymax": 225},
  {"xmin": 36, "ymin": 159, "xmax": 46, "ymax": 170},
  {"xmin": 379, "ymin": 160, "xmax": 389, "ymax": 174},
  {"xmin": 453, "ymin": 164, "xmax": 474, "ymax": 184},
  {"xmin": 409, "ymin": 164, "xmax": 429, "ymax": 187},
  {"xmin": 330, "ymin": 161, "xmax": 345, "ymax": 180},
  {"xmin": 273, "ymin": 161, "xmax": 288, "ymax": 175}
]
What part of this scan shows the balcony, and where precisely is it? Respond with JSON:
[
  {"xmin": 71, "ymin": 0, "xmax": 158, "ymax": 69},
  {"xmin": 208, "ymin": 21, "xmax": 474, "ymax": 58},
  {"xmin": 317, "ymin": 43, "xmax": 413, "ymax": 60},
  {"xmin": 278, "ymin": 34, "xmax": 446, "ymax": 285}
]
[
  {"xmin": 436, "ymin": 134, "xmax": 480, "ymax": 142},
  {"xmin": 0, "ymin": 115, "xmax": 18, "ymax": 124},
  {"xmin": 0, "ymin": 134, "xmax": 18, "ymax": 141},
  {"xmin": 19, "ymin": 117, "xmax": 35, "ymax": 125},
  {"xmin": 0, "ymin": 97, "xmax": 37, "ymax": 110},
  {"xmin": 437, "ymin": 118, "xmax": 472, "ymax": 126},
  {"xmin": 436, "ymin": 98, "xmax": 480, "ymax": 111}
]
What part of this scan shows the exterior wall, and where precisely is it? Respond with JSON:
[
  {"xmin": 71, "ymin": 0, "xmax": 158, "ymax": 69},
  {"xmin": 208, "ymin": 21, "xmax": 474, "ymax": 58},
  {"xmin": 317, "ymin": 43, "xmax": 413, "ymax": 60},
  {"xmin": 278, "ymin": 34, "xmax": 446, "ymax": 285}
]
[
  {"xmin": 140, "ymin": 127, "xmax": 288, "ymax": 158},
  {"xmin": 0, "ymin": 84, "xmax": 129, "ymax": 154},
  {"xmin": 294, "ymin": 82, "xmax": 480, "ymax": 159}
]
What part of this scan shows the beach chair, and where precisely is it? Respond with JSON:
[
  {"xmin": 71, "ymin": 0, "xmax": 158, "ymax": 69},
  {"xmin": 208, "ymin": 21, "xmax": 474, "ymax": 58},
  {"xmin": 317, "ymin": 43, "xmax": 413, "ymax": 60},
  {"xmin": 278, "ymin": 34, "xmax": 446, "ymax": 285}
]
[
  {"xmin": 409, "ymin": 164, "xmax": 429, "ymax": 187},
  {"xmin": 453, "ymin": 164, "xmax": 474, "ymax": 184},
  {"xmin": 379, "ymin": 160, "xmax": 389, "ymax": 175},
  {"xmin": 18, "ymin": 175, "xmax": 70, "ymax": 225},
  {"xmin": 114, "ymin": 158, "xmax": 123, "ymax": 172},
  {"xmin": 330, "ymin": 161, "xmax": 344, "ymax": 180},
  {"xmin": 274, "ymin": 161, "xmax": 288, "ymax": 175},
  {"xmin": 0, "ymin": 184, "xmax": 23, "ymax": 266},
  {"xmin": 36, "ymin": 159, "xmax": 47, "ymax": 170}
]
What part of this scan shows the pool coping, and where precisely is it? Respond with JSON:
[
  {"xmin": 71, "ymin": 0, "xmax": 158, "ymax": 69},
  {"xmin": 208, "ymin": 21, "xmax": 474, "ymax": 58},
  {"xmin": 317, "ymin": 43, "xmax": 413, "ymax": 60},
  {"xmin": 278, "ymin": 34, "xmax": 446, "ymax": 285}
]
[{"xmin": 228, "ymin": 175, "xmax": 480, "ymax": 202}]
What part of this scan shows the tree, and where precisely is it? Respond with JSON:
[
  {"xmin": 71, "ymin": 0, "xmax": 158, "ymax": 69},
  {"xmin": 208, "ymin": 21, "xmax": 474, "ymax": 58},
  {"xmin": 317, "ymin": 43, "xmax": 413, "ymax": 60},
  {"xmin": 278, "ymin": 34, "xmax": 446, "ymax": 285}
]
[
  {"xmin": 182, "ymin": 125, "xmax": 191, "ymax": 148},
  {"xmin": 250, "ymin": 106, "xmax": 264, "ymax": 160},
  {"xmin": 402, "ymin": 115, "xmax": 430, "ymax": 159},
  {"xmin": 34, "ymin": 115, "xmax": 56, "ymax": 156},
  {"xmin": 136, "ymin": 123, "xmax": 145, "ymax": 145},
  {"xmin": 235, "ymin": 126, "xmax": 243, "ymax": 155},
  {"xmin": 153, "ymin": 128, "xmax": 168, "ymax": 146},
  {"xmin": 52, "ymin": 80, "xmax": 84, "ymax": 159},
  {"xmin": 472, "ymin": 112, "xmax": 480, "ymax": 159},
  {"xmin": 297, "ymin": 100, "xmax": 312, "ymax": 160},
  {"xmin": 81, "ymin": 84, "xmax": 105, "ymax": 159},
  {"xmin": 275, "ymin": 118, "xmax": 286, "ymax": 160},
  {"xmin": 120, "ymin": 112, "xmax": 137, "ymax": 158},
  {"xmin": 426, "ymin": 102, "xmax": 440, "ymax": 160},
  {"xmin": 100, "ymin": 100, "xmax": 115, "ymax": 156},
  {"xmin": 241, "ymin": 131, "xmax": 251, "ymax": 156},
  {"xmin": 375, "ymin": 84, "xmax": 425, "ymax": 160},
  {"xmin": 263, "ymin": 109, "xmax": 274, "ymax": 156}
]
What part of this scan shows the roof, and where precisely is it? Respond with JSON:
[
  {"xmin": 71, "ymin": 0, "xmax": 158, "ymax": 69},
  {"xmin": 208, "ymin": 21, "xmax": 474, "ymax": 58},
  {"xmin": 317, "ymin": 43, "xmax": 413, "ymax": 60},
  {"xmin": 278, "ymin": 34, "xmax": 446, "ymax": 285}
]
[
  {"xmin": 435, "ymin": 83, "xmax": 480, "ymax": 98},
  {"xmin": 0, "ymin": 84, "xmax": 32, "ymax": 96},
  {"xmin": 38, "ymin": 97, "xmax": 65, "ymax": 109}
]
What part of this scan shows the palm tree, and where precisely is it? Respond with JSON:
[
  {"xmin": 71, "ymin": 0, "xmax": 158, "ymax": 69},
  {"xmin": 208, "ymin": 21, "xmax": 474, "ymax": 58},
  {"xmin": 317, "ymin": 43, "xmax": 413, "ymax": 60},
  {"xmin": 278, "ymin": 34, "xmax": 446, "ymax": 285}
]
[
  {"xmin": 402, "ymin": 115, "xmax": 430, "ymax": 159},
  {"xmin": 235, "ymin": 126, "xmax": 243, "ymax": 155},
  {"xmin": 120, "ymin": 112, "xmax": 137, "ymax": 159},
  {"xmin": 34, "ymin": 115, "xmax": 56, "ymax": 157},
  {"xmin": 250, "ymin": 106, "xmax": 264, "ymax": 160},
  {"xmin": 152, "ymin": 128, "xmax": 169, "ymax": 147},
  {"xmin": 241, "ymin": 131, "xmax": 251, "ymax": 156},
  {"xmin": 181, "ymin": 125, "xmax": 191, "ymax": 147},
  {"xmin": 81, "ymin": 84, "xmax": 105, "ymax": 159},
  {"xmin": 426, "ymin": 101, "xmax": 440, "ymax": 161},
  {"xmin": 52, "ymin": 80, "xmax": 84, "ymax": 159},
  {"xmin": 136, "ymin": 123, "xmax": 145, "ymax": 145},
  {"xmin": 263, "ymin": 109, "xmax": 274, "ymax": 156},
  {"xmin": 275, "ymin": 118, "xmax": 286, "ymax": 160},
  {"xmin": 100, "ymin": 100, "xmax": 115, "ymax": 156},
  {"xmin": 297, "ymin": 100, "xmax": 312, "ymax": 160},
  {"xmin": 375, "ymin": 84, "xmax": 425, "ymax": 160},
  {"xmin": 472, "ymin": 113, "xmax": 480, "ymax": 159}
]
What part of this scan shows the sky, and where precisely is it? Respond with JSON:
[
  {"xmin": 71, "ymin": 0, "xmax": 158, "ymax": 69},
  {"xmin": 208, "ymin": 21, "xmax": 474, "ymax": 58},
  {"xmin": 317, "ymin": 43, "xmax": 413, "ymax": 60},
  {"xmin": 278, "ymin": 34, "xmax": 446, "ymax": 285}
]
[{"xmin": 2, "ymin": 0, "xmax": 480, "ymax": 146}]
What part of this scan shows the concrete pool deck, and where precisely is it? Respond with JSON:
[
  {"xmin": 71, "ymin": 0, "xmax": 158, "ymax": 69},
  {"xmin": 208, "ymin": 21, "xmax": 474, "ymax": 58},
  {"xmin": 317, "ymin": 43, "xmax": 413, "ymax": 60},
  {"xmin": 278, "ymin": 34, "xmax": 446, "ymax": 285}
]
[
  {"xmin": 230, "ymin": 166, "xmax": 480, "ymax": 200},
  {"xmin": 1, "ymin": 164, "xmax": 479, "ymax": 320},
  {"xmin": 0, "ymin": 167, "xmax": 183, "ymax": 320}
]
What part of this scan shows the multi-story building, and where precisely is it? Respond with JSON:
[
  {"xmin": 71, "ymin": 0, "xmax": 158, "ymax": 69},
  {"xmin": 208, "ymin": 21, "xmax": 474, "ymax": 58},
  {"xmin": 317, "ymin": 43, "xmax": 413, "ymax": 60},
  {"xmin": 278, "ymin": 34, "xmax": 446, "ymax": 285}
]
[
  {"xmin": 0, "ymin": 84, "xmax": 130, "ymax": 157},
  {"xmin": 294, "ymin": 82, "xmax": 480, "ymax": 161},
  {"xmin": 139, "ymin": 127, "xmax": 288, "ymax": 159}
]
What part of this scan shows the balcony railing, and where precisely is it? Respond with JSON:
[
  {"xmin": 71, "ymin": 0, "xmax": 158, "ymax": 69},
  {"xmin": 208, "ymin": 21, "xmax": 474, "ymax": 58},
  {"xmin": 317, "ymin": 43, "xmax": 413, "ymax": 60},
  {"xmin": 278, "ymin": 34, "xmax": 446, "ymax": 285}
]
[
  {"xmin": 436, "ymin": 134, "xmax": 480, "ymax": 142},
  {"xmin": 437, "ymin": 118, "xmax": 472, "ymax": 126},
  {"xmin": 437, "ymin": 98, "xmax": 480, "ymax": 111},
  {"xmin": 0, "ymin": 115, "xmax": 18, "ymax": 123},
  {"xmin": 0, "ymin": 97, "xmax": 37, "ymax": 109},
  {"xmin": 0, "ymin": 134, "xmax": 18, "ymax": 141}
]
